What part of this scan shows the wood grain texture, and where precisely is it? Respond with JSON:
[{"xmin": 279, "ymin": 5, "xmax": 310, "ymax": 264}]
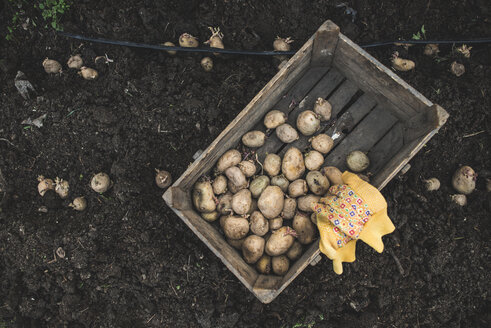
[
  {"xmin": 252, "ymin": 275, "xmax": 283, "ymax": 304},
  {"xmin": 367, "ymin": 122, "xmax": 404, "ymax": 174},
  {"xmin": 311, "ymin": 20, "xmax": 340, "ymax": 67},
  {"xmin": 403, "ymin": 104, "xmax": 449, "ymax": 142}
]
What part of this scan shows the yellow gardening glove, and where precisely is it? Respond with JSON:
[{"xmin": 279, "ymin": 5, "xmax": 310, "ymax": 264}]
[{"xmin": 313, "ymin": 172, "xmax": 395, "ymax": 274}]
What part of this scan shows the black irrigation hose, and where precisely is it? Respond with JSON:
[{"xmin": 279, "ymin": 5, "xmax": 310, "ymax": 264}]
[{"xmin": 58, "ymin": 31, "xmax": 491, "ymax": 56}]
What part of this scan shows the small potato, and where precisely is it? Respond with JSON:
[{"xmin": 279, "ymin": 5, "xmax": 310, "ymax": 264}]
[
  {"xmin": 250, "ymin": 211, "xmax": 269, "ymax": 236},
  {"xmin": 247, "ymin": 199, "xmax": 258, "ymax": 215},
  {"xmin": 281, "ymin": 198, "xmax": 297, "ymax": 219},
  {"xmin": 286, "ymin": 241, "xmax": 303, "ymax": 261},
  {"xmin": 265, "ymin": 226, "xmax": 296, "ymax": 256},
  {"xmin": 272, "ymin": 255, "xmax": 290, "ymax": 275},
  {"xmin": 217, "ymin": 149, "xmax": 242, "ymax": 172},
  {"xmin": 392, "ymin": 57, "xmax": 415, "ymax": 72},
  {"xmin": 193, "ymin": 181, "xmax": 216, "ymax": 213},
  {"xmin": 67, "ymin": 55, "xmax": 83, "ymax": 69},
  {"xmin": 314, "ymin": 98, "xmax": 332, "ymax": 121},
  {"xmin": 264, "ymin": 110, "xmax": 287, "ymax": 129},
  {"xmin": 232, "ymin": 189, "xmax": 252, "ymax": 215},
  {"xmin": 242, "ymin": 131, "xmax": 266, "ymax": 148},
  {"xmin": 258, "ymin": 186, "xmax": 284, "ymax": 219},
  {"xmin": 310, "ymin": 134, "xmax": 334, "ymax": 154},
  {"xmin": 264, "ymin": 154, "xmax": 281, "ymax": 177},
  {"xmin": 268, "ymin": 217, "xmax": 283, "ymax": 231},
  {"xmin": 452, "ymin": 166, "xmax": 476, "ymax": 195},
  {"xmin": 223, "ymin": 216, "xmax": 249, "ymax": 240},
  {"xmin": 225, "ymin": 166, "xmax": 248, "ymax": 191},
  {"xmin": 201, "ymin": 57, "xmax": 213, "ymax": 72},
  {"xmin": 293, "ymin": 212, "xmax": 316, "ymax": 244},
  {"xmin": 288, "ymin": 179, "xmax": 308, "ymax": 198},
  {"xmin": 179, "ymin": 33, "xmax": 198, "ymax": 47},
  {"xmin": 271, "ymin": 175, "xmax": 290, "ymax": 192},
  {"xmin": 227, "ymin": 237, "xmax": 245, "ymax": 250},
  {"xmin": 212, "ymin": 175, "xmax": 228, "ymax": 195},
  {"xmin": 249, "ymin": 175, "xmax": 270, "ymax": 198},
  {"xmin": 242, "ymin": 235, "xmax": 265, "ymax": 264},
  {"xmin": 310, "ymin": 212, "xmax": 317, "ymax": 225},
  {"xmin": 43, "ymin": 58, "xmax": 62, "ymax": 74},
  {"xmin": 306, "ymin": 171, "xmax": 329, "ymax": 196},
  {"xmin": 320, "ymin": 166, "xmax": 343, "ymax": 185},
  {"xmin": 451, "ymin": 194, "xmax": 467, "ymax": 206},
  {"xmin": 282, "ymin": 147, "xmax": 305, "ymax": 181},
  {"xmin": 276, "ymin": 124, "xmax": 299, "ymax": 143},
  {"xmin": 239, "ymin": 160, "xmax": 256, "ymax": 177},
  {"xmin": 217, "ymin": 192, "xmax": 233, "ymax": 215},
  {"xmin": 297, "ymin": 194, "xmax": 320, "ymax": 212},
  {"xmin": 297, "ymin": 110, "xmax": 320, "ymax": 136},
  {"xmin": 201, "ymin": 211, "xmax": 219, "ymax": 222},
  {"xmin": 79, "ymin": 67, "xmax": 98, "ymax": 80},
  {"xmin": 256, "ymin": 255, "xmax": 272, "ymax": 274},
  {"xmin": 162, "ymin": 41, "xmax": 177, "ymax": 55},
  {"xmin": 304, "ymin": 150, "xmax": 324, "ymax": 171},
  {"xmin": 424, "ymin": 178, "xmax": 441, "ymax": 191},
  {"xmin": 227, "ymin": 179, "xmax": 241, "ymax": 194},
  {"xmin": 346, "ymin": 150, "xmax": 370, "ymax": 172}
]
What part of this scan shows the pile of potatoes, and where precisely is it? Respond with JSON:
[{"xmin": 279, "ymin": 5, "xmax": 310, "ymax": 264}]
[{"xmin": 192, "ymin": 103, "xmax": 353, "ymax": 276}]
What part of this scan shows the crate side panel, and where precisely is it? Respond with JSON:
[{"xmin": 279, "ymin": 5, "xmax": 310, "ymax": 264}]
[{"xmin": 367, "ymin": 122, "xmax": 404, "ymax": 174}]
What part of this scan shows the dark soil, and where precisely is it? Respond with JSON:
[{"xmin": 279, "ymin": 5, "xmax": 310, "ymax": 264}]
[{"xmin": 1, "ymin": 0, "xmax": 490, "ymax": 327}]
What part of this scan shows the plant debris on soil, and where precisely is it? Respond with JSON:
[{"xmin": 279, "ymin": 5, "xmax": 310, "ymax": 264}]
[{"xmin": 0, "ymin": 0, "xmax": 490, "ymax": 327}]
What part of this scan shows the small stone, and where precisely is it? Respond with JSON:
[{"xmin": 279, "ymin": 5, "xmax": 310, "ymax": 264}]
[{"xmin": 56, "ymin": 247, "xmax": 65, "ymax": 259}]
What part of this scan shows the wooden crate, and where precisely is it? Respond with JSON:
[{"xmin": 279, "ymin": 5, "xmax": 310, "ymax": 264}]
[{"xmin": 163, "ymin": 20, "xmax": 448, "ymax": 303}]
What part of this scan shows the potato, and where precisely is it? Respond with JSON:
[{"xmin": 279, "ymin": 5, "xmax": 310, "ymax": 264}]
[
  {"xmin": 424, "ymin": 178, "xmax": 440, "ymax": 191},
  {"xmin": 346, "ymin": 150, "xmax": 370, "ymax": 172},
  {"xmin": 264, "ymin": 110, "xmax": 287, "ymax": 129},
  {"xmin": 310, "ymin": 134, "xmax": 334, "ymax": 154},
  {"xmin": 297, "ymin": 194, "xmax": 320, "ymax": 212},
  {"xmin": 304, "ymin": 150, "xmax": 324, "ymax": 171},
  {"xmin": 225, "ymin": 166, "xmax": 248, "ymax": 190},
  {"xmin": 282, "ymin": 198, "xmax": 297, "ymax": 220},
  {"xmin": 239, "ymin": 160, "xmax": 256, "ymax": 177},
  {"xmin": 392, "ymin": 57, "xmax": 415, "ymax": 71},
  {"xmin": 43, "ymin": 58, "xmax": 62, "ymax": 74},
  {"xmin": 293, "ymin": 212, "xmax": 316, "ymax": 244},
  {"xmin": 271, "ymin": 175, "xmax": 290, "ymax": 192},
  {"xmin": 227, "ymin": 237, "xmax": 245, "ymax": 250},
  {"xmin": 242, "ymin": 131, "xmax": 266, "ymax": 148},
  {"xmin": 248, "ymin": 199, "xmax": 258, "ymax": 215},
  {"xmin": 256, "ymin": 255, "xmax": 272, "ymax": 274},
  {"xmin": 297, "ymin": 110, "xmax": 320, "ymax": 136},
  {"xmin": 227, "ymin": 179, "xmax": 241, "ymax": 194},
  {"xmin": 320, "ymin": 166, "xmax": 343, "ymax": 185},
  {"xmin": 217, "ymin": 192, "xmax": 233, "ymax": 215},
  {"xmin": 276, "ymin": 124, "xmax": 299, "ymax": 143},
  {"xmin": 249, "ymin": 175, "xmax": 270, "ymax": 198},
  {"xmin": 232, "ymin": 189, "xmax": 252, "ymax": 215},
  {"xmin": 250, "ymin": 211, "xmax": 269, "ymax": 236},
  {"xmin": 310, "ymin": 212, "xmax": 317, "ymax": 225},
  {"xmin": 217, "ymin": 149, "xmax": 242, "ymax": 172},
  {"xmin": 452, "ymin": 166, "xmax": 476, "ymax": 195},
  {"xmin": 201, "ymin": 57, "xmax": 213, "ymax": 72},
  {"xmin": 258, "ymin": 186, "xmax": 284, "ymax": 219},
  {"xmin": 286, "ymin": 241, "xmax": 303, "ymax": 261},
  {"xmin": 306, "ymin": 171, "xmax": 330, "ymax": 196},
  {"xmin": 272, "ymin": 255, "xmax": 290, "ymax": 275},
  {"xmin": 451, "ymin": 194, "xmax": 467, "ymax": 206},
  {"xmin": 212, "ymin": 175, "xmax": 228, "ymax": 195},
  {"xmin": 264, "ymin": 154, "xmax": 281, "ymax": 177},
  {"xmin": 314, "ymin": 98, "xmax": 332, "ymax": 121},
  {"xmin": 282, "ymin": 147, "xmax": 305, "ymax": 181},
  {"xmin": 193, "ymin": 181, "xmax": 216, "ymax": 213},
  {"xmin": 179, "ymin": 33, "xmax": 199, "ymax": 47},
  {"xmin": 265, "ymin": 226, "xmax": 296, "ymax": 256},
  {"xmin": 242, "ymin": 235, "xmax": 265, "ymax": 264},
  {"xmin": 223, "ymin": 216, "xmax": 249, "ymax": 240},
  {"xmin": 201, "ymin": 211, "xmax": 219, "ymax": 222},
  {"xmin": 269, "ymin": 217, "xmax": 283, "ymax": 231},
  {"xmin": 288, "ymin": 179, "xmax": 308, "ymax": 198},
  {"xmin": 219, "ymin": 215, "xmax": 231, "ymax": 229}
]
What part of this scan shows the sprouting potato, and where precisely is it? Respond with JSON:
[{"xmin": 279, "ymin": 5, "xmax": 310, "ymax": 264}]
[
  {"xmin": 293, "ymin": 212, "xmax": 316, "ymax": 244},
  {"xmin": 225, "ymin": 166, "xmax": 248, "ymax": 191},
  {"xmin": 43, "ymin": 58, "xmax": 62, "ymax": 74},
  {"xmin": 162, "ymin": 41, "xmax": 177, "ymax": 55},
  {"xmin": 242, "ymin": 235, "xmax": 265, "ymax": 264},
  {"xmin": 265, "ymin": 226, "xmax": 296, "ymax": 256},
  {"xmin": 264, "ymin": 110, "xmax": 287, "ymax": 129},
  {"xmin": 217, "ymin": 149, "xmax": 242, "ymax": 172},
  {"xmin": 67, "ymin": 55, "xmax": 83, "ymax": 69},
  {"xmin": 310, "ymin": 134, "xmax": 334, "ymax": 154},
  {"xmin": 282, "ymin": 147, "xmax": 305, "ymax": 181},
  {"xmin": 424, "ymin": 178, "xmax": 441, "ymax": 191},
  {"xmin": 204, "ymin": 27, "xmax": 224, "ymax": 55},
  {"xmin": 227, "ymin": 237, "xmax": 245, "ymax": 250},
  {"xmin": 314, "ymin": 98, "xmax": 332, "ymax": 121},
  {"xmin": 297, "ymin": 194, "xmax": 320, "ymax": 212},
  {"xmin": 37, "ymin": 175, "xmax": 54, "ymax": 196},
  {"xmin": 272, "ymin": 255, "xmax": 290, "ymax": 275},
  {"xmin": 306, "ymin": 171, "xmax": 330, "ymax": 196},
  {"xmin": 286, "ymin": 241, "xmax": 303, "ymax": 261},
  {"xmin": 55, "ymin": 177, "xmax": 69, "ymax": 199},
  {"xmin": 223, "ymin": 216, "xmax": 249, "ymax": 240},
  {"xmin": 424, "ymin": 44, "xmax": 439, "ymax": 56},
  {"xmin": 271, "ymin": 175, "xmax": 290, "ymax": 193},
  {"xmin": 193, "ymin": 180, "xmax": 216, "ymax": 213},
  {"xmin": 256, "ymin": 255, "xmax": 272, "ymax": 274},
  {"xmin": 320, "ymin": 166, "xmax": 343, "ymax": 185},
  {"xmin": 201, "ymin": 211, "xmax": 219, "ymax": 222},
  {"xmin": 268, "ymin": 217, "xmax": 283, "ymax": 231},
  {"xmin": 258, "ymin": 186, "xmax": 284, "ymax": 219},
  {"xmin": 201, "ymin": 57, "xmax": 213, "ymax": 72},
  {"xmin": 281, "ymin": 198, "xmax": 296, "ymax": 220},
  {"xmin": 288, "ymin": 179, "xmax": 308, "ymax": 198},
  {"xmin": 297, "ymin": 110, "xmax": 320, "ymax": 136},
  {"xmin": 346, "ymin": 150, "xmax": 370, "ymax": 172},
  {"xmin": 264, "ymin": 154, "xmax": 282, "ymax": 177},
  {"xmin": 69, "ymin": 196, "xmax": 87, "ymax": 211},
  {"xmin": 276, "ymin": 124, "xmax": 299, "ymax": 143},
  {"xmin": 155, "ymin": 169, "xmax": 172, "ymax": 189},
  {"xmin": 392, "ymin": 57, "xmax": 415, "ymax": 71},
  {"xmin": 242, "ymin": 131, "xmax": 266, "ymax": 148},
  {"xmin": 239, "ymin": 160, "xmax": 257, "ymax": 177},
  {"xmin": 304, "ymin": 150, "xmax": 325, "ymax": 171},
  {"xmin": 273, "ymin": 37, "xmax": 293, "ymax": 51},
  {"xmin": 450, "ymin": 61, "xmax": 465, "ymax": 77},
  {"xmin": 79, "ymin": 67, "xmax": 98, "ymax": 80},
  {"xmin": 250, "ymin": 211, "xmax": 269, "ymax": 236},
  {"xmin": 249, "ymin": 175, "xmax": 270, "ymax": 198},
  {"xmin": 232, "ymin": 189, "xmax": 252, "ymax": 215},
  {"xmin": 452, "ymin": 166, "xmax": 476, "ymax": 194},
  {"xmin": 179, "ymin": 33, "xmax": 198, "ymax": 47},
  {"xmin": 212, "ymin": 175, "xmax": 228, "ymax": 195}
]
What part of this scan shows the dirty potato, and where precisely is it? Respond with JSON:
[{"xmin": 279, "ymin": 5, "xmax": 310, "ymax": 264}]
[
  {"xmin": 227, "ymin": 237, "xmax": 245, "ymax": 250},
  {"xmin": 268, "ymin": 217, "xmax": 283, "ymax": 231},
  {"xmin": 271, "ymin": 175, "xmax": 290, "ymax": 193},
  {"xmin": 258, "ymin": 186, "xmax": 284, "ymax": 219},
  {"xmin": 288, "ymin": 179, "xmax": 308, "ymax": 198},
  {"xmin": 193, "ymin": 180, "xmax": 216, "ymax": 213},
  {"xmin": 306, "ymin": 171, "xmax": 330, "ymax": 196},
  {"xmin": 304, "ymin": 150, "xmax": 325, "ymax": 171},
  {"xmin": 239, "ymin": 160, "xmax": 256, "ymax": 177},
  {"xmin": 282, "ymin": 147, "xmax": 305, "ymax": 181},
  {"xmin": 242, "ymin": 131, "xmax": 266, "ymax": 148},
  {"xmin": 249, "ymin": 175, "xmax": 270, "ymax": 198},
  {"xmin": 201, "ymin": 211, "xmax": 219, "ymax": 222},
  {"xmin": 281, "ymin": 198, "xmax": 297, "ymax": 220},
  {"xmin": 264, "ymin": 154, "xmax": 282, "ymax": 177},
  {"xmin": 223, "ymin": 216, "xmax": 250, "ymax": 240},
  {"xmin": 297, "ymin": 110, "xmax": 320, "ymax": 136},
  {"xmin": 264, "ymin": 110, "xmax": 287, "ymax": 129},
  {"xmin": 272, "ymin": 255, "xmax": 290, "ymax": 275},
  {"xmin": 276, "ymin": 124, "xmax": 299, "ymax": 143},
  {"xmin": 293, "ymin": 212, "xmax": 316, "ymax": 244},
  {"xmin": 225, "ymin": 166, "xmax": 248, "ymax": 191},
  {"xmin": 313, "ymin": 98, "xmax": 332, "ymax": 121},
  {"xmin": 217, "ymin": 192, "xmax": 233, "ymax": 215},
  {"xmin": 242, "ymin": 235, "xmax": 265, "ymax": 264},
  {"xmin": 297, "ymin": 194, "xmax": 320, "ymax": 212},
  {"xmin": 250, "ymin": 211, "xmax": 269, "ymax": 236},
  {"xmin": 217, "ymin": 149, "xmax": 242, "ymax": 172},
  {"xmin": 265, "ymin": 226, "xmax": 296, "ymax": 256},
  {"xmin": 212, "ymin": 175, "xmax": 228, "ymax": 195},
  {"xmin": 232, "ymin": 189, "xmax": 252, "ymax": 215},
  {"xmin": 256, "ymin": 255, "xmax": 272, "ymax": 274},
  {"xmin": 286, "ymin": 241, "xmax": 303, "ymax": 261},
  {"xmin": 320, "ymin": 166, "xmax": 343, "ymax": 185},
  {"xmin": 310, "ymin": 134, "xmax": 334, "ymax": 154}
]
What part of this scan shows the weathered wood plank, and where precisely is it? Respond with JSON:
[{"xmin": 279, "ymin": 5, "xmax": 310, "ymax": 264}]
[
  {"xmin": 403, "ymin": 104, "xmax": 449, "ymax": 142},
  {"xmin": 252, "ymin": 275, "xmax": 283, "ymax": 304},
  {"xmin": 367, "ymin": 122, "xmax": 404, "ymax": 174},
  {"xmin": 311, "ymin": 20, "xmax": 340, "ymax": 67}
]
